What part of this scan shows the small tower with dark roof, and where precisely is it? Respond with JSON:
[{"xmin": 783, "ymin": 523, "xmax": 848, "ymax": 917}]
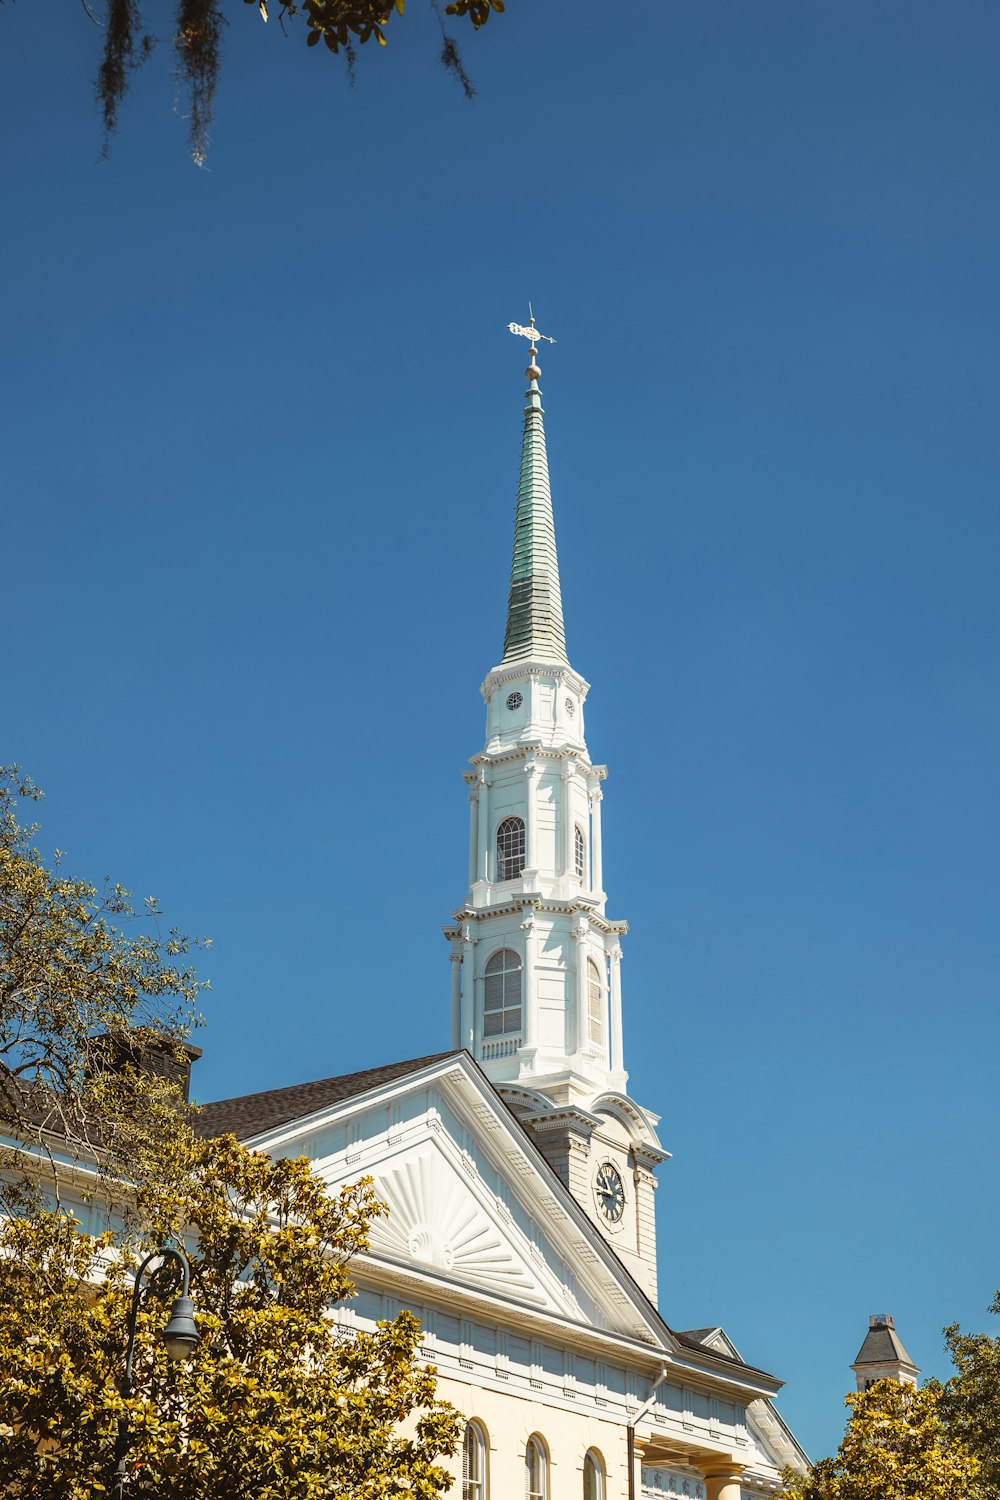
[{"xmin": 851, "ymin": 1314, "xmax": 919, "ymax": 1390}]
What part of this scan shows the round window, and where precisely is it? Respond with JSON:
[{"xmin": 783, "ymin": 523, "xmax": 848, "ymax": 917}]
[
  {"xmin": 565, "ymin": 697, "xmax": 576, "ymax": 717},
  {"xmin": 506, "ymin": 691, "xmax": 523, "ymax": 711}
]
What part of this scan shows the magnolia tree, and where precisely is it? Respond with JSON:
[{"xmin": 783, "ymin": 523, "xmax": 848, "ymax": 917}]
[
  {"xmin": 782, "ymin": 1378, "xmax": 981, "ymax": 1500},
  {"xmin": 939, "ymin": 1295, "xmax": 1000, "ymax": 1500},
  {"xmin": 0, "ymin": 1133, "xmax": 460, "ymax": 1498},
  {"xmin": 0, "ymin": 764, "xmax": 206, "ymax": 1220}
]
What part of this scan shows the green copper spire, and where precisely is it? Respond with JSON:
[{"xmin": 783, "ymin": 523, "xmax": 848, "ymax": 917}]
[{"xmin": 502, "ymin": 351, "xmax": 568, "ymax": 666}]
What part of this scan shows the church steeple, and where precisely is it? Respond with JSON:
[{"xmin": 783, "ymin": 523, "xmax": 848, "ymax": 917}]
[
  {"xmin": 502, "ymin": 355, "xmax": 568, "ymax": 667},
  {"xmin": 442, "ymin": 324, "xmax": 668, "ymax": 1300}
]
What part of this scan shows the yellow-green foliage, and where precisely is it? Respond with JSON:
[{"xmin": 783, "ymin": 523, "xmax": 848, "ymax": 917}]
[
  {"xmin": 0, "ymin": 1134, "xmax": 460, "ymax": 1497},
  {"xmin": 0, "ymin": 764, "xmax": 205, "ymax": 1218},
  {"xmin": 782, "ymin": 1379, "xmax": 982, "ymax": 1500},
  {"xmin": 939, "ymin": 1293, "xmax": 1000, "ymax": 1499}
]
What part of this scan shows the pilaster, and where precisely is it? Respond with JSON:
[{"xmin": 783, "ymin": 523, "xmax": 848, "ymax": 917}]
[
  {"xmin": 608, "ymin": 941, "xmax": 625, "ymax": 1085},
  {"xmin": 520, "ymin": 905, "xmax": 538, "ymax": 1063},
  {"xmin": 560, "ymin": 760, "xmax": 575, "ymax": 879},
  {"xmin": 475, "ymin": 769, "xmax": 490, "ymax": 890},
  {"xmin": 449, "ymin": 946, "xmax": 462, "ymax": 1050},
  {"xmin": 466, "ymin": 787, "xmax": 478, "ymax": 893},
  {"xmin": 460, "ymin": 922, "xmax": 476, "ymax": 1054},
  {"xmin": 523, "ymin": 756, "xmax": 541, "ymax": 883},
  {"xmin": 589, "ymin": 784, "xmax": 604, "ymax": 897},
  {"xmin": 572, "ymin": 918, "xmax": 590, "ymax": 1056}
]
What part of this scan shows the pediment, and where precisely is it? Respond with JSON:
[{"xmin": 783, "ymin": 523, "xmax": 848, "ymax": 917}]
[
  {"xmin": 344, "ymin": 1132, "xmax": 588, "ymax": 1319},
  {"xmin": 249, "ymin": 1052, "xmax": 665, "ymax": 1346}
]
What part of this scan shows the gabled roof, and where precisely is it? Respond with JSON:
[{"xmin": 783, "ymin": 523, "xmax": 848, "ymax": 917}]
[
  {"xmin": 194, "ymin": 1052, "xmax": 458, "ymax": 1140},
  {"xmin": 196, "ymin": 1049, "xmax": 781, "ymax": 1395}
]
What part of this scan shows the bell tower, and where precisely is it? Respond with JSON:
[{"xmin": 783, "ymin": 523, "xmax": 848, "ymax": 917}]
[{"xmin": 443, "ymin": 321, "xmax": 669, "ymax": 1300}]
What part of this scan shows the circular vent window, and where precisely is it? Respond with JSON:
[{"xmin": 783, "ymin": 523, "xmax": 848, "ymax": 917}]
[
  {"xmin": 565, "ymin": 697, "xmax": 576, "ymax": 717},
  {"xmin": 506, "ymin": 691, "xmax": 523, "ymax": 711}
]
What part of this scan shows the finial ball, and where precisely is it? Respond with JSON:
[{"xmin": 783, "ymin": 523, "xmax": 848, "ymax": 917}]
[{"xmin": 526, "ymin": 360, "xmax": 542, "ymax": 381}]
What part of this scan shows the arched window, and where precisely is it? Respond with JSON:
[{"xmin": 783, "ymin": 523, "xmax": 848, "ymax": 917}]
[
  {"xmin": 484, "ymin": 949, "xmax": 522, "ymax": 1036},
  {"xmin": 525, "ymin": 1436, "xmax": 547, "ymax": 1500},
  {"xmin": 463, "ymin": 1422, "xmax": 487, "ymax": 1500},
  {"xmin": 587, "ymin": 958, "xmax": 605, "ymax": 1046},
  {"xmin": 574, "ymin": 824, "xmax": 586, "ymax": 881},
  {"xmin": 496, "ymin": 816, "xmax": 526, "ymax": 881},
  {"xmin": 583, "ymin": 1451, "xmax": 604, "ymax": 1500}
]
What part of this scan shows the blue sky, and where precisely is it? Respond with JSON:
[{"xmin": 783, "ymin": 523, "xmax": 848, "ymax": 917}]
[{"xmin": 3, "ymin": 0, "xmax": 999, "ymax": 1463}]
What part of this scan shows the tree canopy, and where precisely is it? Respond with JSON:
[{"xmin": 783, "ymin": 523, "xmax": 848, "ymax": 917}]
[
  {"xmin": 0, "ymin": 764, "xmax": 206, "ymax": 1219},
  {"xmin": 782, "ymin": 1379, "xmax": 982, "ymax": 1500},
  {"xmin": 92, "ymin": 0, "xmax": 505, "ymax": 165},
  {"xmin": 0, "ymin": 1132, "xmax": 460, "ymax": 1498},
  {"xmin": 939, "ymin": 1294, "xmax": 1000, "ymax": 1500}
]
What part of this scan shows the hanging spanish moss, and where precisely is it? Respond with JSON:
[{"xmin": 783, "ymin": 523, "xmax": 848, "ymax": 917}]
[
  {"xmin": 96, "ymin": 0, "xmax": 155, "ymax": 152},
  {"xmin": 439, "ymin": 34, "xmax": 474, "ymax": 100},
  {"xmin": 175, "ymin": 0, "xmax": 225, "ymax": 167},
  {"xmin": 88, "ymin": 0, "xmax": 500, "ymax": 164}
]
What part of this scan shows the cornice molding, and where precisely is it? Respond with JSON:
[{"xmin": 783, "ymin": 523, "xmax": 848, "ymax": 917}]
[
  {"xmin": 468, "ymin": 744, "xmax": 596, "ymax": 772},
  {"xmin": 480, "ymin": 661, "xmax": 591, "ymax": 700},
  {"xmin": 448, "ymin": 898, "xmax": 629, "ymax": 937}
]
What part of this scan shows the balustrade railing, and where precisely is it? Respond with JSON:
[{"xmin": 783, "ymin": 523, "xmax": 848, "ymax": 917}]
[{"xmin": 481, "ymin": 1037, "xmax": 521, "ymax": 1060}]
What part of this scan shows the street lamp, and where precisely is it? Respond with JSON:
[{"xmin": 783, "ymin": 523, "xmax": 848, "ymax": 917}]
[{"xmin": 111, "ymin": 1245, "xmax": 200, "ymax": 1500}]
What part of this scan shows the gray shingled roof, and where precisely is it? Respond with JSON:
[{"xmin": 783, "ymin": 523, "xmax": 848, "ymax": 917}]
[
  {"xmin": 853, "ymin": 1319, "xmax": 917, "ymax": 1370},
  {"xmin": 194, "ymin": 1051, "xmax": 459, "ymax": 1140}
]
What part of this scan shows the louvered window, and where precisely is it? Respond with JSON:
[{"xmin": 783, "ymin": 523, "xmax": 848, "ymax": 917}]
[
  {"xmin": 484, "ymin": 949, "xmax": 522, "ymax": 1037},
  {"xmin": 574, "ymin": 824, "xmax": 586, "ymax": 881},
  {"xmin": 496, "ymin": 816, "xmax": 526, "ymax": 881},
  {"xmin": 463, "ymin": 1423, "xmax": 486, "ymax": 1500},
  {"xmin": 587, "ymin": 959, "xmax": 604, "ymax": 1046},
  {"xmin": 525, "ymin": 1437, "xmax": 547, "ymax": 1500}
]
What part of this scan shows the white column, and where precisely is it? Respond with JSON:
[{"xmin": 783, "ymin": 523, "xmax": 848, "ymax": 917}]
[
  {"xmin": 573, "ymin": 923, "xmax": 589, "ymax": 1054},
  {"xmin": 476, "ymin": 770, "xmax": 490, "ymax": 884},
  {"xmin": 467, "ymin": 788, "xmax": 478, "ymax": 890},
  {"xmin": 590, "ymin": 786, "xmax": 604, "ymax": 894},
  {"xmin": 703, "ymin": 1468, "xmax": 745, "ymax": 1500},
  {"xmin": 449, "ymin": 949, "xmax": 462, "ymax": 1049},
  {"xmin": 520, "ymin": 907, "xmax": 537, "ymax": 1056},
  {"xmin": 561, "ymin": 761, "xmax": 575, "ymax": 877},
  {"xmin": 524, "ymin": 759, "xmax": 539, "ymax": 875},
  {"xmin": 460, "ymin": 924, "xmax": 476, "ymax": 1053},
  {"xmin": 609, "ymin": 942, "xmax": 624, "ymax": 1075}
]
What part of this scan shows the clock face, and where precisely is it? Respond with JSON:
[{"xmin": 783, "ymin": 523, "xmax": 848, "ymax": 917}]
[{"xmin": 594, "ymin": 1162, "xmax": 626, "ymax": 1224}]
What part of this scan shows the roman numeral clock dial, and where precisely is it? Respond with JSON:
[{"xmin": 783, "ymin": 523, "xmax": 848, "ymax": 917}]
[{"xmin": 594, "ymin": 1162, "xmax": 626, "ymax": 1225}]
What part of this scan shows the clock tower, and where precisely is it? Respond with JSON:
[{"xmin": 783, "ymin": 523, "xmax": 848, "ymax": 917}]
[{"xmin": 443, "ymin": 324, "xmax": 668, "ymax": 1301}]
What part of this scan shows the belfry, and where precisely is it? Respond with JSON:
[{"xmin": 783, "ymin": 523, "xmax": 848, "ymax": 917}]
[{"xmin": 444, "ymin": 323, "xmax": 668, "ymax": 1298}]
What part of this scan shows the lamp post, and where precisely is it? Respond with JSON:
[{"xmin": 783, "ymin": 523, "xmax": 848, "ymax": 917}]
[{"xmin": 111, "ymin": 1246, "xmax": 200, "ymax": 1500}]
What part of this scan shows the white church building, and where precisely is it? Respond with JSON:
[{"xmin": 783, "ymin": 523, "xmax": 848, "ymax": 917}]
[{"xmin": 199, "ymin": 329, "xmax": 809, "ymax": 1500}]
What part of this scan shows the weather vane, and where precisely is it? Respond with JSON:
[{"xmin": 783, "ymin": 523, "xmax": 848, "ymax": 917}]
[{"xmin": 507, "ymin": 303, "xmax": 556, "ymax": 348}]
